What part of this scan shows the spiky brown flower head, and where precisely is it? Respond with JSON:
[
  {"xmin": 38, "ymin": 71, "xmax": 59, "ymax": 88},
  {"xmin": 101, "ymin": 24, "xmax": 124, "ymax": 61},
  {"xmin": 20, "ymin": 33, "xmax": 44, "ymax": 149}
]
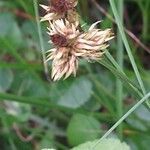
[
  {"xmin": 40, "ymin": 0, "xmax": 79, "ymax": 24},
  {"xmin": 50, "ymin": 0, "xmax": 78, "ymax": 13},
  {"xmin": 74, "ymin": 21, "xmax": 114, "ymax": 61},
  {"xmin": 46, "ymin": 19, "xmax": 80, "ymax": 81},
  {"xmin": 46, "ymin": 20, "xmax": 114, "ymax": 81}
]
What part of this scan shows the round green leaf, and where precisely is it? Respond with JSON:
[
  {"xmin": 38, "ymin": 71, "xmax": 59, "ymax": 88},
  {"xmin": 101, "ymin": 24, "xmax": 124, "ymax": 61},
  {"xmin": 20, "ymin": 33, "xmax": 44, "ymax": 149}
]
[
  {"xmin": 0, "ymin": 68, "xmax": 13, "ymax": 92},
  {"xmin": 58, "ymin": 78, "xmax": 92, "ymax": 108},
  {"xmin": 71, "ymin": 138, "xmax": 130, "ymax": 150},
  {"xmin": 0, "ymin": 13, "xmax": 22, "ymax": 46},
  {"xmin": 67, "ymin": 114, "xmax": 100, "ymax": 146}
]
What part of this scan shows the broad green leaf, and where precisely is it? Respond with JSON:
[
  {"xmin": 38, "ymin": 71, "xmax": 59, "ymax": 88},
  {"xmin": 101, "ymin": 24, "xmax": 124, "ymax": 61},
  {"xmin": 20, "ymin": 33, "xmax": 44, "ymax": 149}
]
[
  {"xmin": 22, "ymin": 76, "xmax": 48, "ymax": 97},
  {"xmin": 11, "ymin": 71, "xmax": 48, "ymax": 97},
  {"xmin": 0, "ymin": 13, "xmax": 22, "ymax": 46},
  {"xmin": 127, "ymin": 116, "xmax": 147, "ymax": 131},
  {"xmin": 67, "ymin": 114, "xmax": 100, "ymax": 146},
  {"xmin": 135, "ymin": 105, "xmax": 150, "ymax": 121},
  {"xmin": 0, "ymin": 68, "xmax": 13, "ymax": 92},
  {"xmin": 127, "ymin": 106, "xmax": 150, "ymax": 131},
  {"xmin": 49, "ymin": 79, "xmax": 73, "ymax": 102},
  {"xmin": 72, "ymin": 138, "xmax": 130, "ymax": 150},
  {"xmin": 58, "ymin": 77, "xmax": 92, "ymax": 108},
  {"xmin": 91, "ymin": 72, "xmax": 116, "ymax": 114},
  {"xmin": 21, "ymin": 21, "xmax": 50, "ymax": 51}
]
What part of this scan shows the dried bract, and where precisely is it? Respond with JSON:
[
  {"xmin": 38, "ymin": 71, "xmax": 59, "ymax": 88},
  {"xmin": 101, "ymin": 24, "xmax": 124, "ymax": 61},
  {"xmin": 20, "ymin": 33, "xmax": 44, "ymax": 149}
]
[
  {"xmin": 40, "ymin": 0, "xmax": 78, "ymax": 23},
  {"xmin": 75, "ymin": 21, "xmax": 114, "ymax": 61}
]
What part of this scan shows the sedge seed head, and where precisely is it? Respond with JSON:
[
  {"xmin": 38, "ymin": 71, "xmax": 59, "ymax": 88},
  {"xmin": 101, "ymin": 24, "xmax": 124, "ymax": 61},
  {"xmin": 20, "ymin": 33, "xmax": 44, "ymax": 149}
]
[{"xmin": 46, "ymin": 20, "xmax": 114, "ymax": 81}]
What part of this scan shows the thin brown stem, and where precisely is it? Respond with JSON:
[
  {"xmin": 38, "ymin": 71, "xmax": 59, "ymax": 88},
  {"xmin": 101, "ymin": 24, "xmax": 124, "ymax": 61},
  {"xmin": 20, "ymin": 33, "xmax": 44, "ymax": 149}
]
[{"xmin": 13, "ymin": 123, "xmax": 33, "ymax": 142}]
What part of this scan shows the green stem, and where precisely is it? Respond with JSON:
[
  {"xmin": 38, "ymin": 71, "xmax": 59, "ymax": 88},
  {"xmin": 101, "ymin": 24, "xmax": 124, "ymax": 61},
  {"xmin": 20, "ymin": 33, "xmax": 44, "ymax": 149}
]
[
  {"xmin": 33, "ymin": 0, "xmax": 49, "ymax": 76},
  {"xmin": 137, "ymin": 0, "xmax": 149, "ymax": 39},
  {"xmin": 0, "ymin": 62, "xmax": 42, "ymax": 70},
  {"xmin": 101, "ymin": 92, "xmax": 150, "ymax": 140},
  {"xmin": 143, "ymin": 12, "xmax": 148, "ymax": 39},
  {"xmin": 104, "ymin": 53, "xmax": 150, "ymax": 110},
  {"xmin": 78, "ymin": 0, "xmax": 88, "ymax": 22},
  {"xmin": 91, "ymin": 92, "xmax": 150, "ymax": 149},
  {"xmin": 99, "ymin": 60, "xmax": 143, "ymax": 98},
  {"xmin": 104, "ymin": 52, "xmax": 143, "ymax": 94},
  {"xmin": 0, "ymin": 93, "xmax": 111, "ymax": 122},
  {"xmin": 16, "ymin": 0, "xmax": 29, "ymax": 14},
  {"xmin": 116, "ymin": 0, "xmax": 124, "ymax": 139},
  {"xmin": 109, "ymin": 0, "xmax": 150, "ymax": 108}
]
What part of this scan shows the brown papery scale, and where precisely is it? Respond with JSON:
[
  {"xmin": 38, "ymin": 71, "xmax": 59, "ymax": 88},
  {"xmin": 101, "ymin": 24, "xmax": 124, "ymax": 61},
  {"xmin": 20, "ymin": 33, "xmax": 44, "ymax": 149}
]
[
  {"xmin": 51, "ymin": 0, "xmax": 73, "ymax": 13},
  {"xmin": 51, "ymin": 34, "xmax": 68, "ymax": 47}
]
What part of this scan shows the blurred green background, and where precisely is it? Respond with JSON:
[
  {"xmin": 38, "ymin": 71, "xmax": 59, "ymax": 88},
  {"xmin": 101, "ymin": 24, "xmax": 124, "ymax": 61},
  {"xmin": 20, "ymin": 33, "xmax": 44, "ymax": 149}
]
[{"xmin": 0, "ymin": 0, "xmax": 150, "ymax": 149}]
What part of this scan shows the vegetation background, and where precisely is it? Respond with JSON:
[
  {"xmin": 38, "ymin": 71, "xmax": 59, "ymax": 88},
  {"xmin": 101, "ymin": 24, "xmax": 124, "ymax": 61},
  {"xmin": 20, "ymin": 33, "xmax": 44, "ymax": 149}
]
[{"xmin": 0, "ymin": 0, "xmax": 150, "ymax": 149}]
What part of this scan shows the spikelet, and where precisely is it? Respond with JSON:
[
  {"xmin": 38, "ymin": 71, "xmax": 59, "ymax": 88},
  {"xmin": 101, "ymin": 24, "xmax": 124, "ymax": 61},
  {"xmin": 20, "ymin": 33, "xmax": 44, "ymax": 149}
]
[{"xmin": 45, "ymin": 20, "xmax": 114, "ymax": 81}]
